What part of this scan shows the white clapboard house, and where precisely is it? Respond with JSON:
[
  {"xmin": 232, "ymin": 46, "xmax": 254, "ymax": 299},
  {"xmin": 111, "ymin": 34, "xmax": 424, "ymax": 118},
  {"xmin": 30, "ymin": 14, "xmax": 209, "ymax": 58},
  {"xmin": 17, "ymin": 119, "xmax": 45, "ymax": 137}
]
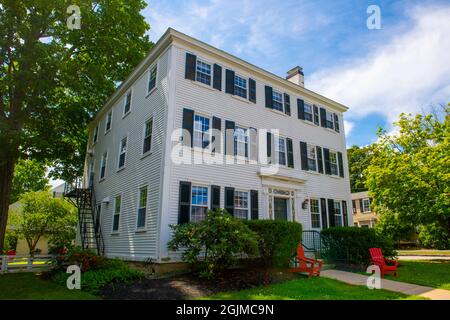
[{"xmin": 67, "ymin": 28, "xmax": 352, "ymax": 262}]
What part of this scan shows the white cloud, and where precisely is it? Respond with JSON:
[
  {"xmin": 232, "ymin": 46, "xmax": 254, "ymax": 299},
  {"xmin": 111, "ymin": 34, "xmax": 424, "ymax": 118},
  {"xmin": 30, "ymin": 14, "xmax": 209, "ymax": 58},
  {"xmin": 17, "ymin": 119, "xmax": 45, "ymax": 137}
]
[
  {"xmin": 309, "ymin": 5, "xmax": 450, "ymax": 125},
  {"xmin": 344, "ymin": 120, "xmax": 354, "ymax": 136}
]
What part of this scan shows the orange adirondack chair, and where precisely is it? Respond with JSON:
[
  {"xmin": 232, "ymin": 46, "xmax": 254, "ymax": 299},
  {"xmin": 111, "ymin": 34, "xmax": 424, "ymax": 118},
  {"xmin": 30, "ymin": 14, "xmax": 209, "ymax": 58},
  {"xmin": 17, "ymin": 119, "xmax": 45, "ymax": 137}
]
[
  {"xmin": 289, "ymin": 245, "xmax": 323, "ymax": 277},
  {"xmin": 369, "ymin": 248, "xmax": 398, "ymax": 277}
]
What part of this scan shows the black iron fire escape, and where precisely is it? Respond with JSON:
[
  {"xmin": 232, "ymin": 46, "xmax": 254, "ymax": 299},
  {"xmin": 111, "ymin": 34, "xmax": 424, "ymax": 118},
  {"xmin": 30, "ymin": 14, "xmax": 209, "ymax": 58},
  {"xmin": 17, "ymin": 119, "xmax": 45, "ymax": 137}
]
[{"xmin": 63, "ymin": 175, "xmax": 104, "ymax": 255}]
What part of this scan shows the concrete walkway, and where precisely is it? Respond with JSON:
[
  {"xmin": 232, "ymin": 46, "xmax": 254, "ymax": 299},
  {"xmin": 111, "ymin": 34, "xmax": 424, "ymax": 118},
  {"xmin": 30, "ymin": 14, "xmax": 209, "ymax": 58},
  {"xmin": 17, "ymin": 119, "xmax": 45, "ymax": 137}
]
[{"xmin": 321, "ymin": 269, "xmax": 450, "ymax": 300}]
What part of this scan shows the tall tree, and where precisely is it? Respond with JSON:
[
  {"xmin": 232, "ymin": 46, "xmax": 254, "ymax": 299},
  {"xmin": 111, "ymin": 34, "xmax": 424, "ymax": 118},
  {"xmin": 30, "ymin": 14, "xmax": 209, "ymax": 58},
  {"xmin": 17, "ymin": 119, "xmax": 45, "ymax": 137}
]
[
  {"xmin": 0, "ymin": 1, "xmax": 153, "ymax": 250},
  {"xmin": 366, "ymin": 106, "xmax": 450, "ymax": 243},
  {"xmin": 347, "ymin": 145, "xmax": 374, "ymax": 192},
  {"xmin": 10, "ymin": 159, "xmax": 49, "ymax": 204}
]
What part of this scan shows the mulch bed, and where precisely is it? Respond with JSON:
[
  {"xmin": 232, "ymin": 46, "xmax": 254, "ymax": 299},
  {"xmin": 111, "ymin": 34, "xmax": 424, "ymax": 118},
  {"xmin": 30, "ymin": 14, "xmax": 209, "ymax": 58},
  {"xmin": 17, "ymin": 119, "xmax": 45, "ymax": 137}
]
[{"xmin": 101, "ymin": 268, "xmax": 299, "ymax": 300}]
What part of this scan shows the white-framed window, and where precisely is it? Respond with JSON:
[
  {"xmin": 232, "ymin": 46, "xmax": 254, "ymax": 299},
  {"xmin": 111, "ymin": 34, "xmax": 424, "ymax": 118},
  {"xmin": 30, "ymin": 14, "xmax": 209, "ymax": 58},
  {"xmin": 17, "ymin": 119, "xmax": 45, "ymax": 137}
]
[
  {"xmin": 148, "ymin": 65, "xmax": 157, "ymax": 92},
  {"xmin": 272, "ymin": 90, "xmax": 283, "ymax": 112},
  {"xmin": 234, "ymin": 75, "xmax": 247, "ymax": 98},
  {"xmin": 112, "ymin": 195, "xmax": 121, "ymax": 232},
  {"xmin": 234, "ymin": 126, "xmax": 248, "ymax": 158},
  {"xmin": 326, "ymin": 110, "xmax": 334, "ymax": 129},
  {"xmin": 137, "ymin": 186, "xmax": 147, "ymax": 229},
  {"xmin": 196, "ymin": 59, "xmax": 211, "ymax": 86},
  {"xmin": 100, "ymin": 152, "xmax": 107, "ymax": 180},
  {"xmin": 118, "ymin": 137, "xmax": 127, "ymax": 169},
  {"xmin": 310, "ymin": 199, "xmax": 321, "ymax": 229},
  {"xmin": 276, "ymin": 137, "xmax": 287, "ymax": 166},
  {"xmin": 105, "ymin": 110, "xmax": 112, "ymax": 133},
  {"xmin": 334, "ymin": 200, "xmax": 342, "ymax": 226},
  {"xmin": 142, "ymin": 118, "xmax": 153, "ymax": 154},
  {"xmin": 304, "ymin": 102, "xmax": 313, "ymax": 122},
  {"xmin": 307, "ymin": 144, "xmax": 317, "ymax": 171},
  {"xmin": 234, "ymin": 190, "xmax": 249, "ymax": 220},
  {"xmin": 124, "ymin": 91, "xmax": 132, "ymax": 115},
  {"xmin": 93, "ymin": 125, "xmax": 99, "ymax": 144},
  {"xmin": 191, "ymin": 185, "xmax": 208, "ymax": 222},
  {"xmin": 330, "ymin": 151, "xmax": 338, "ymax": 175},
  {"xmin": 362, "ymin": 198, "xmax": 371, "ymax": 213},
  {"xmin": 193, "ymin": 115, "xmax": 210, "ymax": 149}
]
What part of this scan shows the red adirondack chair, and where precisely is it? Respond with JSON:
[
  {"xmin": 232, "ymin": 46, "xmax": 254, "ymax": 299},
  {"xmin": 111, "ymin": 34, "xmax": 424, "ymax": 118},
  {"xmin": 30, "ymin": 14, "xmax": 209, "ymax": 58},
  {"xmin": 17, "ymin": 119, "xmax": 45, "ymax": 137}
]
[
  {"xmin": 289, "ymin": 245, "xmax": 323, "ymax": 277},
  {"xmin": 369, "ymin": 248, "xmax": 398, "ymax": 277}
]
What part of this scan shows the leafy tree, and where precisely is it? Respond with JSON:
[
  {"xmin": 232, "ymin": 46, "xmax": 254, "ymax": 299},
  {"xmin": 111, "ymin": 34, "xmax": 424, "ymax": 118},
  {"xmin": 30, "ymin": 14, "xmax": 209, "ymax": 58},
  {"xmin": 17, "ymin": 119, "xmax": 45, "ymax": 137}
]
[
  {"xmin": 0, "ymin": 0, "xmax": 153, "ymax": 250},
  {"xmin": 366, "ymin": 106, "xmax": 450, "ymax": 248},
  {"xmin": 347, "ymin": 145, "xmax": 374, "ymax": 192},
  {"xmin": 9, "ymin": 190, "xmax": 77, "ymax": 255},
  {"xmin": 374, "ymin": 207, "xmax": 416, "ymax": 243},
  {"xmin": 10, "ymin": 159, "xmax": 50, "ymax": 204}
]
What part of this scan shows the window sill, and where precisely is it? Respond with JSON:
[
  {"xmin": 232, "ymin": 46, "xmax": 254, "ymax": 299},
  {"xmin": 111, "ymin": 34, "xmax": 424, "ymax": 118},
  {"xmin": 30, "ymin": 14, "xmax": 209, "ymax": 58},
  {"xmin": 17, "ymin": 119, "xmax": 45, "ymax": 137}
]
[
  {"xmin": 111, "ymin": 232, "xmax": 120, "ymax": 236},
  {"xmin": 269, "ymin": 108, "xmax": 288, "ymax": 117},
  {"xmin": 191, "ymin": 80, "xmax": 215, "ymax": 91},
  {"xmin": 328, "ymin": 174, "xmax": 341, "ymax": 179},
  {"xmin": 146, "ymin": 86, "xmax": 157, "ymax": 98},
  {"xmin": 305, "ymin": 170, "xmax": 321, "ymax": 175},
  {"xmin": 104, "ymin": 129, "xmax": 111, "ymax": 136},
  {"xmin": 325, "ymin": 127, "xmax": 337, "ymax": 134},
  {"xmin": 117, "ymin": 166, "xmax": 126, "ymax": 173},
  {"xmin": 135, "ymin": 228, "xmax": 147, "ymax": 233},
  {"xmin": 99, "ymin": 178, "xmax": 105, "ymax": 183},
  {"xmin": 231, "ymin": 94, "xmax": 250, "ymax": 104},
  {"xmin": 141, "ymin": 151, "xmax": 152, "ymax": 160},
  {"xmin": 122, "ymin": 111, "xmax": 131, "ymax": 119},
  {"xmin": 302, "ymin": 119, "xmax": 318, "ymax": 127}
]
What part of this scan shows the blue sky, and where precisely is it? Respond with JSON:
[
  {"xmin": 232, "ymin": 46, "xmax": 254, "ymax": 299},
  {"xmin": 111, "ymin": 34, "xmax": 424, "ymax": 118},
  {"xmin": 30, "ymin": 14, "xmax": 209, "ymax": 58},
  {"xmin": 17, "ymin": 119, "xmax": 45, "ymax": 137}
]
[{"xmin": 141, "ymin": 0, "xmax": 450, "ymax": 147}]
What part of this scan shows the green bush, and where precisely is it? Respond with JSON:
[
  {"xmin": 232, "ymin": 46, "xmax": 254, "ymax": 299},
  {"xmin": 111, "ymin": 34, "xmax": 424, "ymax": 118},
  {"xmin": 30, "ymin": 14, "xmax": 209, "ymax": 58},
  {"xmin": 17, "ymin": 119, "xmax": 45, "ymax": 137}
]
[
  {"xmin": 168, "ymin": 209, "xmax": 259, "ymax": 278},
  {"xmin": 419, "ymin": 223, "xmax": 450, "ymax": 249},
  {"xmin": 245, "ymin": 220, "xmax": 302, "ymax": 268},
  {"xmin": 63, "ymin": 246, "xmax": 108, "ymax": 272},
  {"xmin": 321, "ymin": 227, "xmax": 396, "ymax": 265},
  {"xmin": 53, "ymin": 258, "xmax": 144, "ymax": 294}
]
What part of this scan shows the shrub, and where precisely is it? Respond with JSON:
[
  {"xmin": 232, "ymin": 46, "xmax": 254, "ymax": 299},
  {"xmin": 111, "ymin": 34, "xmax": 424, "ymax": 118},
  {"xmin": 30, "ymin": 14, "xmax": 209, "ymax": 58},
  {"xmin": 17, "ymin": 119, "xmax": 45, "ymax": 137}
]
[
  {"xmin": 418, "ymin": 223, "xmax": 450, "ymax": 249},
  {"xmin": 168, "ymin": 209, "xmax": 259, "ymax": 278},
  {"xmin": 321, "ymin": 227, "xmax": 396, "ymax": 266},
  {"xmin": 64, "ymin": 247, "xmax": 108, "ymax": 272},
  {"xmin": 245, "ymin": 220, "xmax": 302, "ymax": 268}
]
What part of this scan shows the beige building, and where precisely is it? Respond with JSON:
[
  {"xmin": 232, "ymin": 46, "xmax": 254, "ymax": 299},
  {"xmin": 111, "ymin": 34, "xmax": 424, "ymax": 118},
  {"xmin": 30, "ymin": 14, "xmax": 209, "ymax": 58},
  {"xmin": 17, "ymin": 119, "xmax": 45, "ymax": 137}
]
[{"xmin": 351, "ymin": 191, "xmax": 377, "ymax": 228}]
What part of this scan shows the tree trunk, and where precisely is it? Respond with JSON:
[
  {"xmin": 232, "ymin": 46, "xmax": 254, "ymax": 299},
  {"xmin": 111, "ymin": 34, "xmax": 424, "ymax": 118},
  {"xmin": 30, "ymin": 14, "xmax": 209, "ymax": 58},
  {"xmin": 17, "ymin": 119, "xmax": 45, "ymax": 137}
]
[{"xmin": 0, "ymin": 158, "xmax": 16, "ymax": 253}]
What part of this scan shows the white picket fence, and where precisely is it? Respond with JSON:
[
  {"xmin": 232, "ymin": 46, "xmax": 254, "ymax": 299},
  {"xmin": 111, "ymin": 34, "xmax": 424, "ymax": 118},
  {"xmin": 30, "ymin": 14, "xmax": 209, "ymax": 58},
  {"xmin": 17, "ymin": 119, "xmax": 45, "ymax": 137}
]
[{"xmin": 0, "ymin": 255, "xmax": 55, "ymax": 274}]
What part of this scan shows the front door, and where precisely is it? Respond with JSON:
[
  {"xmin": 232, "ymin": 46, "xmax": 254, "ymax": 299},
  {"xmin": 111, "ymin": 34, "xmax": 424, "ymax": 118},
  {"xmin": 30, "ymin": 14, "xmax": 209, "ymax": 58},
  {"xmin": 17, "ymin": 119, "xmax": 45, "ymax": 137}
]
[{"xmin": 274, "ymin": 197, "xmax": 288, "ymax": 221}]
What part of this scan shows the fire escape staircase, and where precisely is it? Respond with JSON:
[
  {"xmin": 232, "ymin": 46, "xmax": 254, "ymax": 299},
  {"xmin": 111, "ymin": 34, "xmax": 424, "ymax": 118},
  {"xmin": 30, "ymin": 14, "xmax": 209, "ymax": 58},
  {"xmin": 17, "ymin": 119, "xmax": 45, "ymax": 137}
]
[{"xmin": 63, "ymin": 176, "xmax": 104, "ymax": 255}]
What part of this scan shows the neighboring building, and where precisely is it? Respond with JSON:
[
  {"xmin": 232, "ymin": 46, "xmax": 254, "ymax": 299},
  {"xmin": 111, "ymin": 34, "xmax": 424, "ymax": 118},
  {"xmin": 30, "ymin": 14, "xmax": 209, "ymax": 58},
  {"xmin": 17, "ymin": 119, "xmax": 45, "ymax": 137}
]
[
  {"xmin": 80, "ymin": 28, "xmax": 352, "ymax": 262},
  {"xmin": 351, "ymin": 191, "xmax": 377, "ymax": 228}
]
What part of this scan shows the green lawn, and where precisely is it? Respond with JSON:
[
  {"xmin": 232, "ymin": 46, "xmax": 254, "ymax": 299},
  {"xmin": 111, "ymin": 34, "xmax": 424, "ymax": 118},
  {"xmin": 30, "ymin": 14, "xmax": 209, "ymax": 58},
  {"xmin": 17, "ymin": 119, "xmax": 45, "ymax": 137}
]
[
  {"xmin": 202, "ymin": 276, "xmax": 424, "ymax": 300},
  {"xmin": 385, "ymin": 260, "xmax": 450, "ymax": 290},
  {"xmin": 0, "ymin": 273, "xmax": 98, "ymax": 300},
  {"xmin": 398, "ymin": 250, "xmax": 450, "ymax": 256}
]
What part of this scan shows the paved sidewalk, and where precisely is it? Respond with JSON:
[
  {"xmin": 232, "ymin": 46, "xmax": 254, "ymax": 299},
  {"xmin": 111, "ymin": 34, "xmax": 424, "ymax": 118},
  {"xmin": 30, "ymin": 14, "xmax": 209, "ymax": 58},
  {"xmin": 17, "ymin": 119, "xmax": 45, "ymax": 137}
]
[
  {"xmin": 321, "ymin": 269, "xmax": 450, "ymax": 300},
  {"xmin": 398, "ymin": 255, "xmax": 450, "ymax": 261}
]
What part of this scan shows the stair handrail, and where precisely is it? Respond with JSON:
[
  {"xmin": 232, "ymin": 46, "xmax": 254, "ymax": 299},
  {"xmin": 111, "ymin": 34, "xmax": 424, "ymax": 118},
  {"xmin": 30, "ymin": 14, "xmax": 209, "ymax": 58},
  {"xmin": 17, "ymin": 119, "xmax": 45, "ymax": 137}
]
[{"xmin": 89, "ymin": 179, "xmax": 105, "ymax": 255}]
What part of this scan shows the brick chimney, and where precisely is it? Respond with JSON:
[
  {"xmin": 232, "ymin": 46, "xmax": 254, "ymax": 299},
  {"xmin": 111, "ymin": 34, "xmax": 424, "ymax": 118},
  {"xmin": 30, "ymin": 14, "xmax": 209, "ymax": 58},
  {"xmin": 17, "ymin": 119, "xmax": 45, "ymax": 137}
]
[{"xmin": 286, "ymin": 66, "xmax": 304, "ymax": 87}]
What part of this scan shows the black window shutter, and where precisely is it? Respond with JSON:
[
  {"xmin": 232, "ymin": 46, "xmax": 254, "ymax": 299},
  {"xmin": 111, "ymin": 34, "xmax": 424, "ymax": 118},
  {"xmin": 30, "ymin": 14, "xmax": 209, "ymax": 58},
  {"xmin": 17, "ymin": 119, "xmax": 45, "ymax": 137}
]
[
  {"xmin": 225, "ymin": 120, "xmax": 235, "ymax": 156},
  {"xmin": 266, "ymin": 132, "xmax": 273, "ymax": 163},
  {"xmin": 178, "ymin": 181, "xmax": 191, "ymax": 224},
  {"xmin": 316, "ymin": 146, "xmax": 324, "ymax": 173},
  {"xmin": 224, "ymin": 187, "xmax": 235, "ymax": 216},
  {"xmin": 284, "ymin": 93, "xmax": 291, "ymax": 116},
  {"xmin": 225, "ymin": 69, "xmax": 235, "ymax": 94},
  {"xmin": 328, "ymin": 199, "xmax": 335, "ymax": 227},
  {"xmin": 338, "ymin": 151, "xmax": 344, "ymax": 177},
  {"xmin": 359, "ymin": 199, "xmax": 363, "ymax": 213},
  {"xmin": 249, "ymin": 127, "xmax": 258, "ymax": 162},
  {"xmin": 342, "ymin": 200, "xmax": 348, "ymax": 227},
  {"xmin": 265, "ymin": 86, "xmax": 273, "ymax": 109},
  {"xmin": 320, "ymin": 108, "xmax": 327, "ymax": 128},
  {"xmin": 324, "ymin": 148, "xmax": 331, "ymax": 175},
  {"xmin": 185, "ymin": 53, "xmax": 196, "ymax": 81},
  {"xmin": 212, "ymin": 116, "xmax": 222, "ymax": 154},
  {"xmin": 286, "ymin": 138, "xmax": 294, "ymax": 168},
  {"xmin": 300, "ymin": 141, "xmax": 308, "ymax": 171},
  {"xmin": 213, "ymin": 64, "xmax": 222, "ymax": 91},
  {"xmin": 313, "ymin": 105, "xmax": 320, "ymax": 125},
  {"xmin": 297, "ymin": 99, "xmax": 305, "ymax": 120},
  {"xmin": 182, "ymin": 108, "xmax": 194, "ymax": 147},
  {"xmin": 211, "ymin": 185, "xmax": 221, "ymax": 210},
  {"xmin": 249, "ymin": 78, "xmax": 256, "ymax": 103},
  {"xmin": 250, "ymin": 190, "xmax": 258, "ymax": 220},
  {"xmin": 334, "ymin": 113, "xmax": 340, "ymax": 132},
  {"xmin": 320, "ymin": 198, "xmax": 328, "ymax": 229}
]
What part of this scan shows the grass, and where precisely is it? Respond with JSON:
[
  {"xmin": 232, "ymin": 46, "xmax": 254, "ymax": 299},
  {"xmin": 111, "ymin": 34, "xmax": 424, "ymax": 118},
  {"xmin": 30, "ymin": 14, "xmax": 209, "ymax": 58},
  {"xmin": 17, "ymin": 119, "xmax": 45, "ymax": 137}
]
[
  {"xmin": 397, "ymin": 250, "xmax": 450, "ymax": 256},
  {"xmin": 385, "ymin": 260, "xmax": 450, "ymax": 290},
  {"xmin": 0, "ymin": 273, "xmax": 98, "ymax": 300},
  {"xmin": 202, "ymin": 276, "xmax": 424, "ymax": 300}
]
